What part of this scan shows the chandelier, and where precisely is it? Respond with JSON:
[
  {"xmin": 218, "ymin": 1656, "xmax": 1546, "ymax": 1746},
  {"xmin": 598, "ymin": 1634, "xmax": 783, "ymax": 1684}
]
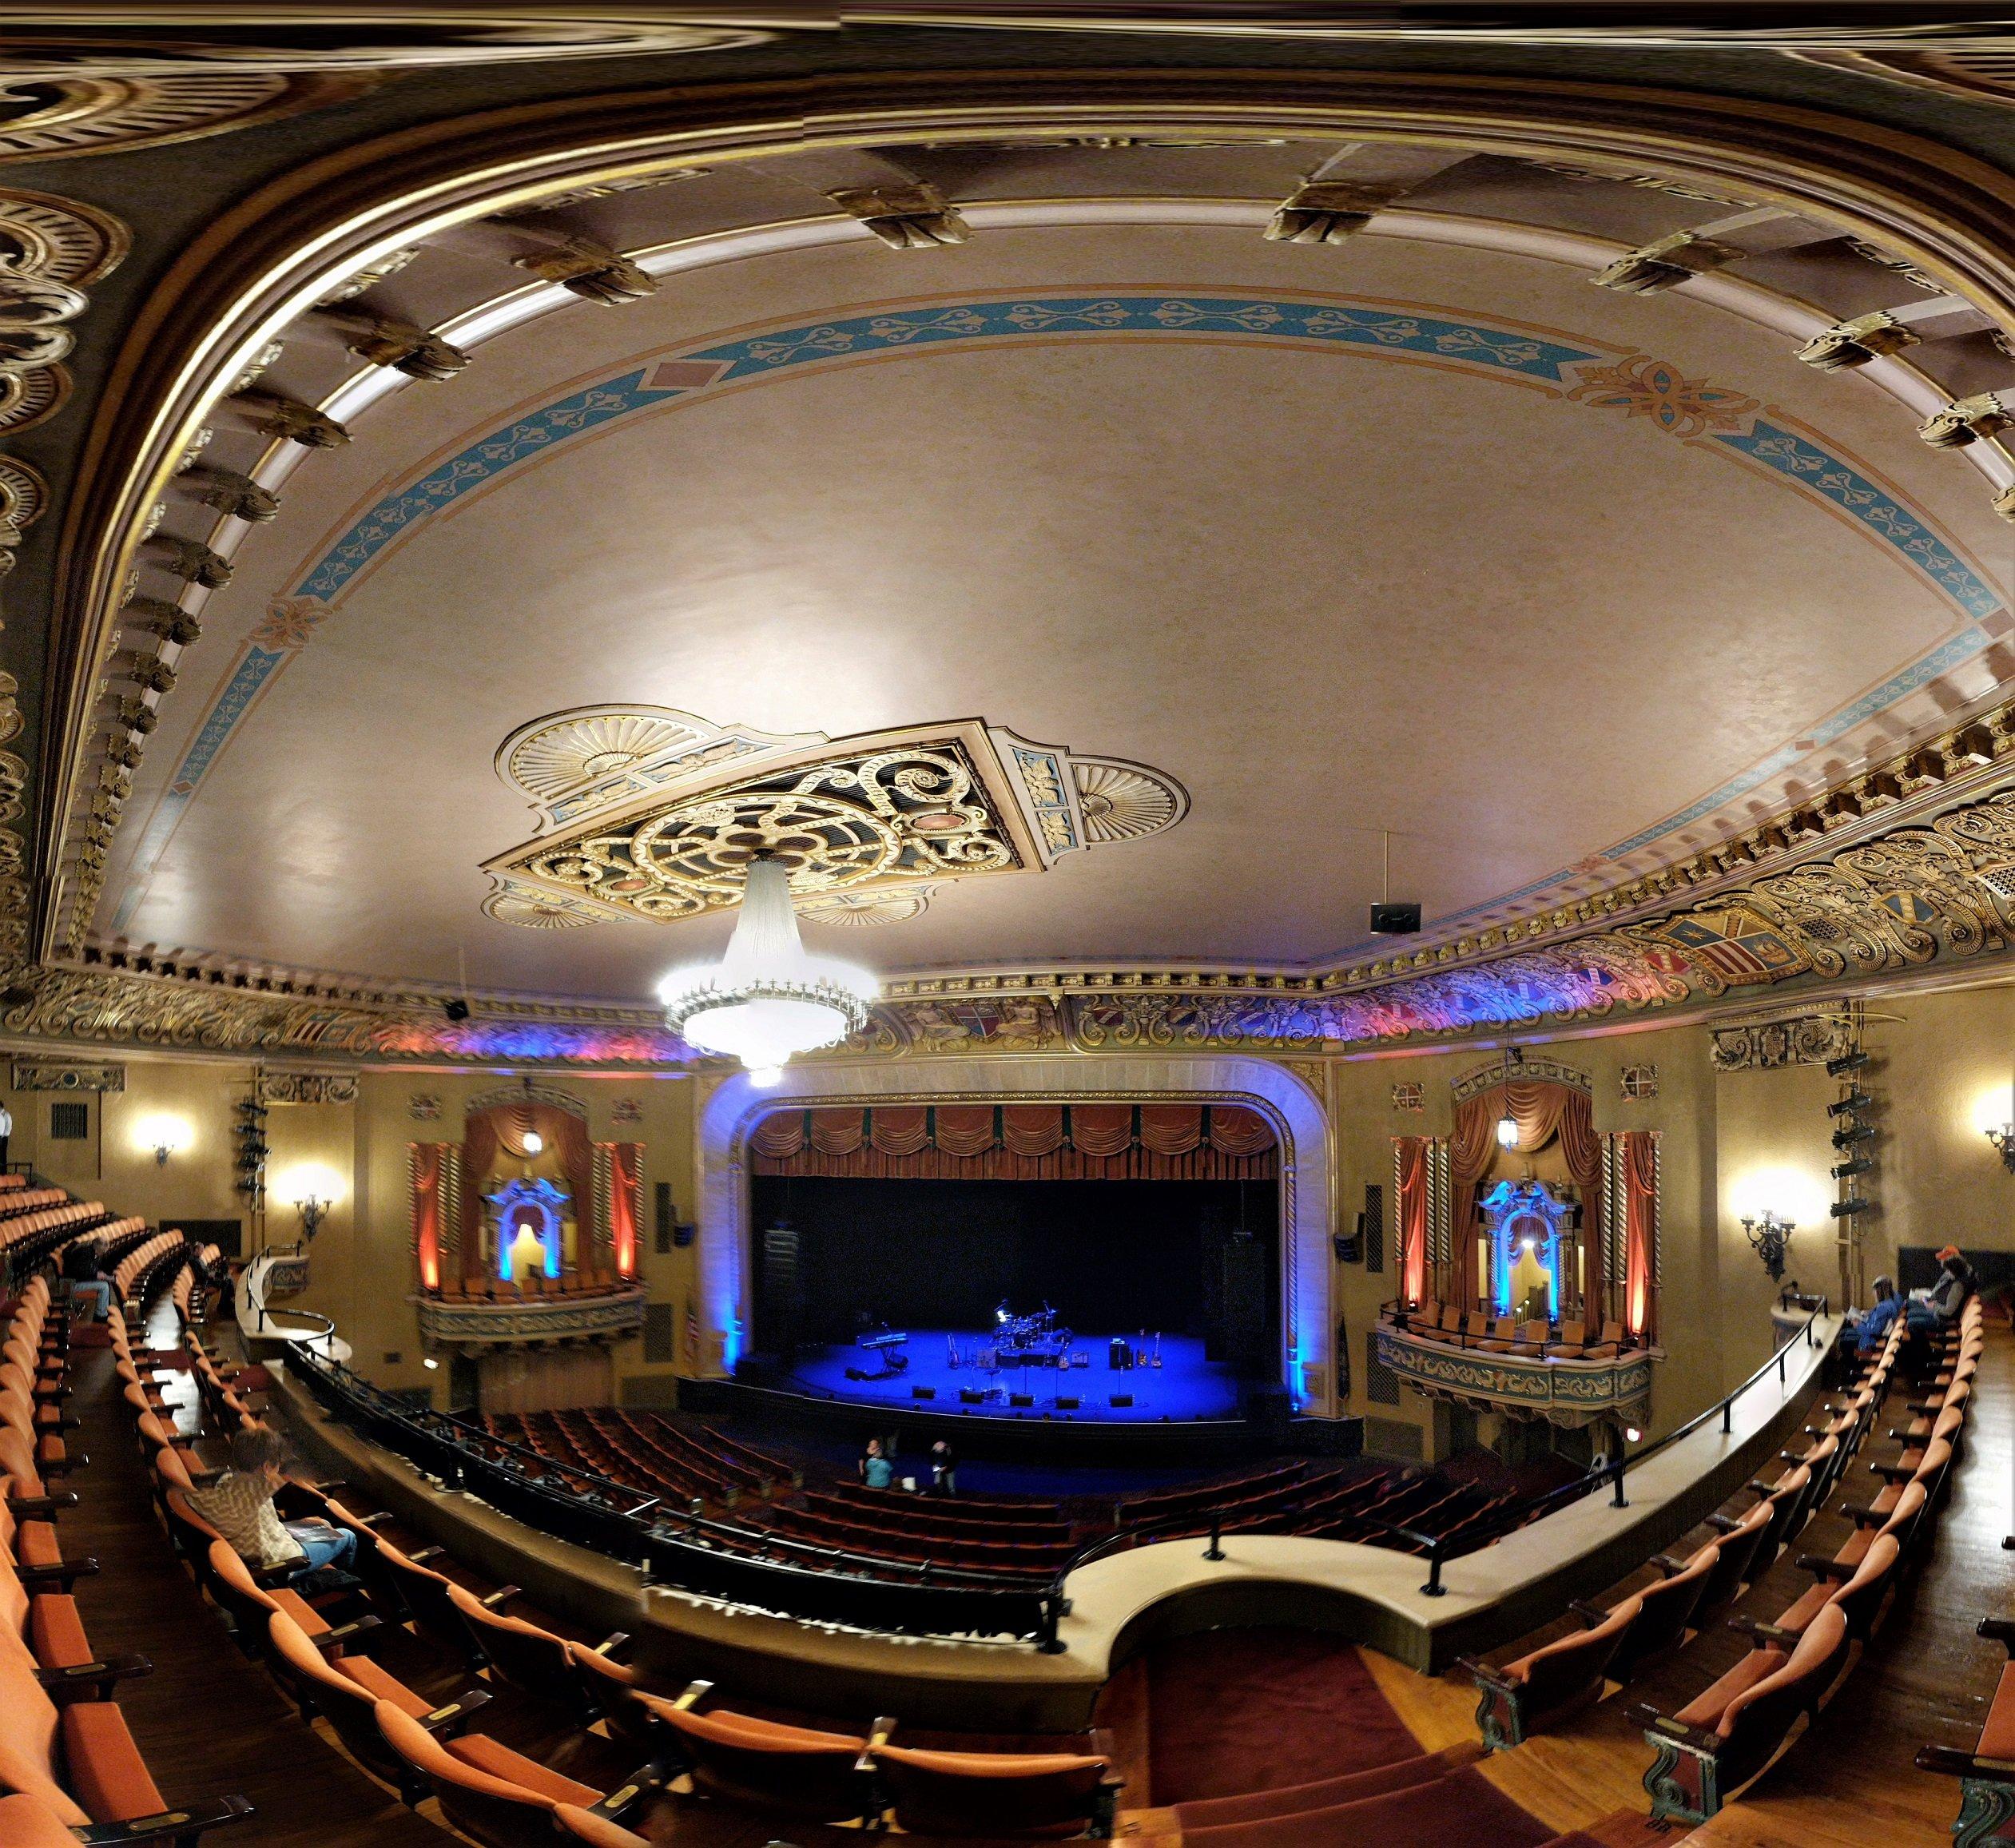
[{"xmin": 656, "ymin": 853, "xmax": 878, "ymax": 1087}]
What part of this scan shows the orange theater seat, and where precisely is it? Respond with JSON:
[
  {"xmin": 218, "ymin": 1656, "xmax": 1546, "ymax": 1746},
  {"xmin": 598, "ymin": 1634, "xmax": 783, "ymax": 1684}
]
[
  {"xmin": 868, "ymin": 1739, "xmax": 1119, "ymax": 1838},
  {"xmin": 637, "ymin": 1685, "xmax": 875, "ymax": 1823},
  {"xmin": 1461, "ymin": 1594, "xmax": 1644, "ymax": 1749}
]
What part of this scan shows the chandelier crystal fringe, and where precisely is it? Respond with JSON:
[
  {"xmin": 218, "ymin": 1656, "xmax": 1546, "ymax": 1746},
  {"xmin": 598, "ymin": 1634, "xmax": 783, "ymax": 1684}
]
[{"xmin": 656, "ymin": 854, "xmax": 877, "ymax": 1086}]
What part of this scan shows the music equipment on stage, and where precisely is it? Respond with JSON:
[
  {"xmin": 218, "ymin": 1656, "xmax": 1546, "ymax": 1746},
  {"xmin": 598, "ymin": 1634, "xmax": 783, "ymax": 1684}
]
[
  {"xmin": 1056, "ymin": 1394, "xmax": 1079, "ymax": 1410},
  {"xmin": 1109, "ymin": 1336, "xmax": 1133, "ymax": 1369},
  {"xmin": 858, "ymin": 1326, "xmax": 909, "ymax": 1353},
  {"xmin": 959, "ymin": 1387, "xmax": 988, "ymax": 1405},
  {"xmin": 1110, "ymin": 1393, "xmax": 1133, "ymax": 1408},
  {"xmin": 1009, "ymin": 1392, "xmax": 1035, "ymax": 1407},
  {"xmin": 912, "ymin": 1384, "xmax": 936, "ymax": 1400}
]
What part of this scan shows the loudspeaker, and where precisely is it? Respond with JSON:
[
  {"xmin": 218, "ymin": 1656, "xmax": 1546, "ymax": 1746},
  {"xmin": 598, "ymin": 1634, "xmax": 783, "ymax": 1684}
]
[
  {"xmin": 1056, "ymin": 1394, "xmax": 1079, "ymax": 1410},
  {"xmin": 1369, "ymin": 901, "xmax": 1421, "ymax": 935},
  {"xmin": 443, "ymin": 997, "xmax": 471, "ymax": 1023},
  {"xmin": 760, "ymin": 1224, "xmax": 802, "ymax": 1354},
  {"xmin": 1221, "ymin": 1235, "xmax": 1269, "ymax": 1369},
  {"xmin": 654, "ymin": 1182, "xmax": 674, "ymax": 1255},
  {"xmin": 1110, "ymin": 1393, "xmax": 1134, "ymax": 1408},
  {"xmin": 960, "ymin": 1388, "xmax": 986, "ymax": 1405},
  {"xmin": 672, "ymin": 1222, "xmax": 695, "ymax": 1249},
  {"xmin": 912, "ymin": 1384, "xmax": 936, "ymax": 1400},
  {"xmin": 1334, "ymin": 1226, "xmax": 1361, "ymax": 1265},
  {"xmin": 1009, "ymin": 1392, "xmax": 1035, "ymax": 1408}
]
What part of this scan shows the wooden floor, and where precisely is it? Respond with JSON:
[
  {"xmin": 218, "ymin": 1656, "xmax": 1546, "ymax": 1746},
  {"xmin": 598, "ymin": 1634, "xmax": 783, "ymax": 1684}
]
[
  {"xmin": 63, "ymin": 1306, "xmax": 444, "ymax": 1848},
  {"xmin": 1361, "ymin": 1324, "xmax": 2015, "ymax": 1846}
]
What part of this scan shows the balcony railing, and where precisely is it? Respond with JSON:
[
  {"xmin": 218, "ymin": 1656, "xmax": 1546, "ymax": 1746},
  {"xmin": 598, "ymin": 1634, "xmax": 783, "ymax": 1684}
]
[
  {"xmin": 1375, "ymin": 1313, "xmax": 1662, "ymax": 1426},
  {"xmin": 414, "ymin": 1278, "xmax": 647, "ymax": 1348}
]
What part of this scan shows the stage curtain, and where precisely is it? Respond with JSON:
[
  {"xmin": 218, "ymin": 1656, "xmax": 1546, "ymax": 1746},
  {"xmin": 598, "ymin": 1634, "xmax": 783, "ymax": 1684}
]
[
  {"xmin": 1208, "ymin": 1105, "xmax": 1274, "ymax": 1157},
  {"xmin": 548, "ymin": 1107, "xmax": 595, "ymax": 1254},
  {"xmin": 1397, "ymin": 1135, "xmax": 1429, "ymax": 1306},
  {"xmin": 1001, "ymin": 1104, "xmax": 1065, "ymax": 1158},
  {"xmin": 933, "ymin": 1104, "xmax": 997, "ymax": 1158},
  {"xmin": 868, "ymin": 1105, "xmax": 931, "ymax": 1157},
  {"xmin": 459, "ymin": 1108, "xmax": 500, "ymax": 1281},
  {"xmin": 1070, "ymin": 1103, "xmax": 1135, "ymax": 1159},
  {"xmin": 1138, "ymin": 1103, "xmax": 1202, "ymax": 1156},
  {"xmin": 809, "ymin": 1107, "xmax": 865, "ymax": 1157},
  {"xmin": 410, "ymin": 1143, "xmax": 447, "ymax": 1292},
  {"xmin": 1623, "ymin": 1130, "xmax": 1658, "ymax": 1340},
  {"xmin": 607, "ymin": 1143, "xmax": 641, "ymax": 1278},
  {"xmin": 752, "ymin": 1111, "xmax": 805, "ymax": 1158},
  {"xmin": 1450, "ymin": 1081, "xmax": 1603, "ymax": 1317}
]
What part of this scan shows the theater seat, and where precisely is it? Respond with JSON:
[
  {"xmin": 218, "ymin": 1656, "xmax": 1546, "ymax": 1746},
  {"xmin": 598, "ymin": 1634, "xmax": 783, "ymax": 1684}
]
[
  {"xmin": 1694, "ymin": 1499, "xmax": 1775, "ymax": 1610},
  {"xmin": 1461, "ymin": 1594, "xmax": 1644, "ymax": 1749},
  {"xmin": 636, "ymin": 1686, "xmax": 876, "ymax": 1822},
  {"xmin": 1635, "ymin": 1604, "xmax": 1848, "ymax": 1824},
  {"xmin": 1754, "ymin": 1533, "xmax": 1900, "ymax": 1646},
  {"xmin": 564, "ymin": 1637, "xmax": 653, "ymax": 1744},
  {"xmin": 445, "ymin": 1581, "xmax": 586, "ymax": 1707},
  {"xmin": 869, "ymin": 1739, "xmax": 1119, "ymax": 1838},
  {"xmin": 1612, "ymin": 1540, "xmax": 1719, "ymax": 1680}
]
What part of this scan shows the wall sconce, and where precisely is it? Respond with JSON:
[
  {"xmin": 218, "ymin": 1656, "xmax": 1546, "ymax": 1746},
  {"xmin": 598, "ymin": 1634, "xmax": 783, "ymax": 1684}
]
[
  {"xmin": 1742, "ymin": 1210, "xmax": 1794, "ymax": 1281},
  {"xmin": 136, "ymin": 1115, "xmax": 188, "ymax": 1166},
  {"xmin": 1987, "ymin": 1123, "xmax": 2015, "ymax": 1174},
  {"xmin": 521, "ymin": 1128, "xmax": 543, "ymax": 1155},
  {"xmin": 277, "ymin": 1164, "xmax": 343, "ymax": 1246}
]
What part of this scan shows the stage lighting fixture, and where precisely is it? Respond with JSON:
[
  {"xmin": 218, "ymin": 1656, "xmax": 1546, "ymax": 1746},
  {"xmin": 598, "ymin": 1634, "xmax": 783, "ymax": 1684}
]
[
  {"xmin": 1369, "ymin": 901, "xmax": 1422, "ymax": 934},
  {"xmin": 442, "ymin": 997, "xmax": 471, "ymax": 1023},
  {"xmin": 1826, "ymin": 1091, "xmax": 1872, "ymax": 1117},
  {"xmin": 1830, "ymin": 1156, "xmax": 1873, "ymax": 1179},
  {"xmin": 1830, "ymin": 1197, "xmax": 1870, "ymax": 1218},
  {"xmin": 1825, "ymin": 1051, "xmax": 1869, "ymax": 1077},
  {"xmin": 1831, "ymin": 1122, "xmax": 1874, "ymax": 1148}
]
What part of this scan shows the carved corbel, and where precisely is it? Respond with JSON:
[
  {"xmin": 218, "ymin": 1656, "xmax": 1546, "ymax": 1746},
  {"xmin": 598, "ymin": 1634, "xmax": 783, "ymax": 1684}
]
[
  {"xmin": 828, "ymin": 184, "xmax": 969, "ymax": 249},
  {"xmin": 1918, "ymin": 391, "xmax": 2015, "ymax": 447},
  {"xmin": 1593, "ymin": 208, "xmax": 1834, "ymax": 294},
  {"xmin": 184, "ymin": 466, "xmax": 279, "ymax": 522},
  {"xmin": 514, "ymin": 235, "xmax": 655, "ymax": 304},
  {"xmin": 311, "ymin": 307, "xmax": 469, "ymax": 380},
  {"xmin": 142, "ymin": 535, "xmax": 231, "ymax": 588},
  {"xmin": 111, "ymin": 696, "xmax": 157, "ymax": 737},
  {"xmin": 230, "ymin": 388, "xmax": 350, "ymax": 448},
  {"xmin": 123, "ymin": 595, "xmax": 199, "ymax": 647},
  {"xmin": 117, "ymin": 652, "xmax": 176, "ymax": 695},
  {"xmin": 1795, "ymin": 294, "xmax": 1988, "ymax": 372},
  {"xmin": 104, "ymin": 733, "xmax": 142, "ymax": 770},
  {"xmin": 1264, "ymin": 179, "xmax": 1406, "ymax": 244}
]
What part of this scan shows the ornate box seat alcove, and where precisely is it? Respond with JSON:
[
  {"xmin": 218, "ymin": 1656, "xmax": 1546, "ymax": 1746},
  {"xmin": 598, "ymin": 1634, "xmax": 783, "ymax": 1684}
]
[{"xmin": 1377, "ymin": 1058, "xmax": 1663, "ymax": 1433}]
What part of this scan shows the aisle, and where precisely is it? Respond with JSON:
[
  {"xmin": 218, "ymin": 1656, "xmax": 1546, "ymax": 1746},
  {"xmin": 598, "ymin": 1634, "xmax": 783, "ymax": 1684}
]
[{"xmin": 61, "ymin": 1304, "xmax": 443, "ymax": 1848}]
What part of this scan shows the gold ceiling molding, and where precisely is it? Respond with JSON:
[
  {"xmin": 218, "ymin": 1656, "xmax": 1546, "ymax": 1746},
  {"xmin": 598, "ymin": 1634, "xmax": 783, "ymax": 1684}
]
[
  {"xmin": 1795, "ymin": 50, "xmax": 2015, "ymax": 108},
  {"xmin": 40, "ymin": 62, "xmax": 2015, "ymax": 987},
  {"xmin": 482, "ymin": 707, "xmax": 1185, "ymax": 929},
  {"xmin": 0, "ymin": 72, "xmax": 372, "ymax": 161}
]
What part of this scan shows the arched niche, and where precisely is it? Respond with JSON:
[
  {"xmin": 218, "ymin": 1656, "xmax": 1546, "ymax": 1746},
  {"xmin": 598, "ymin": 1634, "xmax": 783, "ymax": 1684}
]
[{"xmin": 694, "ymin": 1057, "xmax": 1331, "ymax": 1413}]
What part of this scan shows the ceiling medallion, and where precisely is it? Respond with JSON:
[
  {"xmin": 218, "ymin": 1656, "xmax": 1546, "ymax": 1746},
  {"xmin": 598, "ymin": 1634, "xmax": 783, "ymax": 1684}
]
[{"xmin": 483, "ymin": 707, "xmax": 1186, "ymax": 932}]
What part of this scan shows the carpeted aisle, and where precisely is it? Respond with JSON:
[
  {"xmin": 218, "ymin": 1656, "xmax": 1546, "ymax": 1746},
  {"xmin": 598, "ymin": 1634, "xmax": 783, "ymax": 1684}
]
[{"xmin": 1141, "ymin": 1627, "xmax": 1425, "ymax": 1803}]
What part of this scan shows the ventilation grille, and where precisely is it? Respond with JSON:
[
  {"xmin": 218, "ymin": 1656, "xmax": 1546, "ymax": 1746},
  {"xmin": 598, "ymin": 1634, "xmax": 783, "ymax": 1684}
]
[
  {"xmin": 1365, "ymin": 1417, "xmax": 1424, "ymax": 1461},
  {"xmin": 1365, "ymin": 1328, "xmax": 1400, "ymax": 1406},
  {"xmin": 642, "ymin": 1303, "xmax": 674, "ymax": 1365},
  {"xmin": 1364, "ymin": 1182, "xmax": 1385, "ymax": 1274}
]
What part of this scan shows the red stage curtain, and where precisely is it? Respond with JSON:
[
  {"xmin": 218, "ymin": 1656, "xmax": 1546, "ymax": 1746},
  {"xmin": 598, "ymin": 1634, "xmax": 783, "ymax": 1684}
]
[
  {"xmin": 1001, "ymin": 1104, "xmax": 1065, "ymax": 1158},
  {"xmin": 1208, "ymin": 1105, "xmax": 1274, "ymax": 1157},
  {"xmin": 868, "ymin": 1105, "xmax": 931, "ymax": 1157},
  {"xmin": 752, "ymin": 1111, "xmax": 805, "ymax": 1158},
  {"xmin": 809, "ymin": 1107, "xmax": 865, "ymax": 1156},
  {"xmin": 1449, "ymin": 1080, "xmax": 1602, "ymax": 1316},
  {"xmin": 1069, "ymin": 1103, "xmax": 1134, "ymax": 1159},
  {"xmin": 1139, "ymin": 1103, "xmax": 1203, "ymax": 1156},
  {"xmin": 933, "ymin": 1105, "xmax": 997, "ymax": 1158},
  {"xmin": 608, "ymin": 1143, "xmax": 641, "ymax": 1278},
  {"xmin": 1623, "ymin": 1130, "xmax": 1658, "ymax": 1339},
  {"xmin": 459, "ymin": 1110, "xmax": 499, "ymax": 1281},
  {"xmin": 410, "ymin": 1143, "xmax": 447, "ymax": 1292},
  {"xmin": 1397, "ymin": 1136, "xmax": 1429, "ymax": 1307},
  {"xmin": 549, "ymin": 1107, "xmax": 595, "ymax": 1254}
]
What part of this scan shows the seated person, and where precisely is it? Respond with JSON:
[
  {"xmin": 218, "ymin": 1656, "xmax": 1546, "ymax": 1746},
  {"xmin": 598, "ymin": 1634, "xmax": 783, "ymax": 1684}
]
[
  {"xmin": 1927, "ymin": 1246, "xmax": 1977, "ymax": 1326},
  {"xmin": 59, "ymin": 1235, "xmax": 113, "ymax": 1321},
  {"xmin": 185, "ymin": 1425, "xmax": 357, "ymax": 1578},
  {"xmin": 1853, "ymin": 1275, "xmax": 1902, "ymax": 1354}
]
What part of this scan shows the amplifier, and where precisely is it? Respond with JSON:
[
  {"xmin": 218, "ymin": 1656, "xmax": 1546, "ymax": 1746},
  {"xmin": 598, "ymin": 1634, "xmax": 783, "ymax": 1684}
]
[
  {"xmin": 1110, "ymin": 1393, "xmax": 1134, "ymax": 1408},
  {"xmin": 959, "ymin": 1388, "xmax": 987, "ymax": 1404},
  {"xmin": 1056, "ymin": 1395, "xmax": 1079, "ymax": 1410},
  {"xmin": 911, "ymin": 1385, "xmax": 936, "ymax": 1400},
  {"xmin": 1009, "ymin": 1392, "xmax": 1035, "ymax": 1408}
]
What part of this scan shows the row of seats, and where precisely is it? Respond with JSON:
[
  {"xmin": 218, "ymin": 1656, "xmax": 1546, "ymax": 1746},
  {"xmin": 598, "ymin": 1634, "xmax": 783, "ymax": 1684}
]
[
  {"xmin": 0, "ymin": 1266, "xmax": 254, "ymax": 1844},
  {"xmin": 1384, "ymin": 1298, "xmax": 1632, "ymax": 1360},
  {"xmin": 429, "ymin": 1269, "xmax": 635, "ymax": 1302},
  {"xmin": 117, "ymin": 1305, "xmax": 1128, "ymax": 1843},
  {"xmin": 1, "ymin": 1200, "xmax": 119, "ymax": 1274}
]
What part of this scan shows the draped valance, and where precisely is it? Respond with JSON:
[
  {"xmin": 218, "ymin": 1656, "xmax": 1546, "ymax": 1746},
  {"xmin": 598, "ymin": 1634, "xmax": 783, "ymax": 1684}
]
[{"xmin": 751, "ymin": 1102, "xmax": 1278, "ymax": 1180}]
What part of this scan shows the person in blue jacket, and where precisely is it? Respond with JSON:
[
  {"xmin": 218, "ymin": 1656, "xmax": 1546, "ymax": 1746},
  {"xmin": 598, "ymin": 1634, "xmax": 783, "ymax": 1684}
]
[{"xmin": 1853, "ymin": 1275, "xmax": 1902, "ymax": 1354}]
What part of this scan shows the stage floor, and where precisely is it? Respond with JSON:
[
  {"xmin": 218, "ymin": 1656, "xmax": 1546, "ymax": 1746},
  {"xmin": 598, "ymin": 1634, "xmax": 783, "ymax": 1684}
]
[{"xmin": 785, "ymin": 1329, "xmax": 1245, "ymax": 1424}]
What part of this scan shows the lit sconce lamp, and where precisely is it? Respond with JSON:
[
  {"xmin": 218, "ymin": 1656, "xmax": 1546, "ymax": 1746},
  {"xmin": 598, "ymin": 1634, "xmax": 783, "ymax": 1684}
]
[
  {"xmin": 1624, "ymin": 1423, "xmax": 1643, "ymax": 1444},
  {"xmin": 1742, "ymin": 1210, "xmax": 1794, "ymax": 1282},
  {"xmin": 278, "ymin": 1165, "xmax": 343, "ymax": 1246},
  {"xmin": 521, "ymin": 1128, "xmax": 543, "ymax": 1155},
  {"xmin": 1986, "ymin": 1123, "xmax": 2015, "ymax": 1175},
  {"xmin": 136, "ymin": 1115, "xmax": 188, "ymax": 1166},
  {"xmin": 1495, "ymin": 1043, "xmax": 1523, "ymax": 1149},
  {"xmin": 422, "ymin": 1357, "xmax": 439, "ymax": 1372}
]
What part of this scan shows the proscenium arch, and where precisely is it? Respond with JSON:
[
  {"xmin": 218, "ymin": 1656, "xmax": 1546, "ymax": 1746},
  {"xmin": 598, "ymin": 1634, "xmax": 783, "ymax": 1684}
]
[
  {"xmin": 50, "ymin": 65, "xmax": 2015, "ymax": 963},
  {"xmin": 693, "ymin": 1056, "xmax": 1330, "ymax": 1411}
]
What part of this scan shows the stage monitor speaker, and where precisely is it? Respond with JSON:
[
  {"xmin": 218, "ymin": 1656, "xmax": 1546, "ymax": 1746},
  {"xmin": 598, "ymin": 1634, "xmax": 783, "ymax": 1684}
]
[
  {"xmin": 1056, "ymin": 1395, "xmax": 1079, "ymax": 1410},
  {"xmin": 1009, "ymin": 1392, "xmax": 1035, "ymax": 1408},
  {"xmin": 1369, "ymin": 901, "xmax": 1421, "ymax": 935},
  {"xmin": 1110, "ymin": 1393, "xmax": 1134, "ymax": 1408},
  {"xmin": 960, "ymin": 1388, "xmax": 986, "ymax": 1405},
  {"xmin": 912, "ymin": 1385, "xmax": 936, "ymax": 1400},
  {"xmin": 654, "ymin": 1182, "xmax": 674, "ymax": 1254}
]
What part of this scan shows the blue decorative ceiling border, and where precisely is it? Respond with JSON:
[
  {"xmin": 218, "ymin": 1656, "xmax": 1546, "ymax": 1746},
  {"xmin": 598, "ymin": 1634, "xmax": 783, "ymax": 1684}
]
[{"xmin": 109, "ymin": 292, "xmax": 2009, "ymax": 946}]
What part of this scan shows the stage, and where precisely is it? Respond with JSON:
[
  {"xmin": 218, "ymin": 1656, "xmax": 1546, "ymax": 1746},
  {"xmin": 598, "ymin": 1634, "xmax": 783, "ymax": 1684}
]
[{"xmin": 783, "ymin": 1328, "xmax": 1246, "ymax": 1424}]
